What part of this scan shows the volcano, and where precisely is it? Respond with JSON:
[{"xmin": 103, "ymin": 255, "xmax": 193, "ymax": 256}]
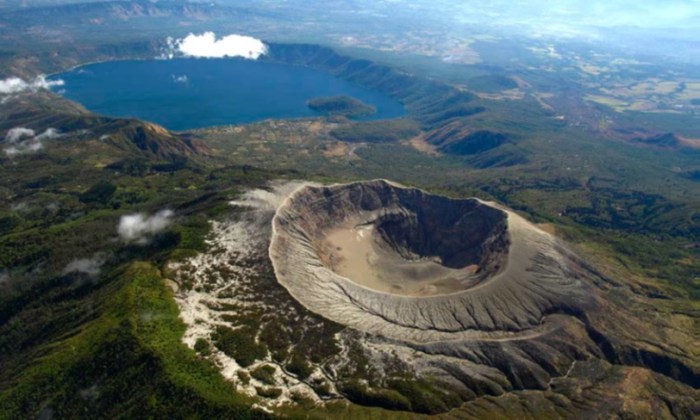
[{"xmin": 269, "ymin": 180, "xmax": 596, "ymax": 343}]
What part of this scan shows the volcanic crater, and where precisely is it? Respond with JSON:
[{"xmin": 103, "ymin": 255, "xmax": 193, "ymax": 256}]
[
  {"xmin": 270, "ymin": 180, "xmax": 593, "ymax": 343},
  {"xmin": 320, "ymin": 185, "xmax": 509, "ymax": 297}
]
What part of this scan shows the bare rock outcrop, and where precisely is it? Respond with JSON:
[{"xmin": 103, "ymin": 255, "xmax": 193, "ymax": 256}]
[
  {"xmin": 175, "ymin": 179, "xmax": 698, "ymax": 415},
  {"xmin": 270, "ymin": 180, "xmax": 596, "ymax": 343}
]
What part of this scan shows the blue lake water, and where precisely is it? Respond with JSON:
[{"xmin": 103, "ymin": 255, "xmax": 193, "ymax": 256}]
[{"xmin": 50, "ymin": 59, "xmax": 405, "ymax": 131}]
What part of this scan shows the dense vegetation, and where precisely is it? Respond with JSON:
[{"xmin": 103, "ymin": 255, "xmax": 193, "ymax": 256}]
[
  {"xmin": 0, "ymin": 98, "xmax": 280, "ymax": 416},
  {"xmin": 330, "ymin": 119, "xmax": 420, "ymax": 143},
  {"xmin": 434, "ymin": 130, "xmax": 509, "ymax": 155},
  {"xmin": 307, "ymin": 96, "xmax": 376, "ymax": 118},
  {"xmin": 1, "ymin": 262, "xmax": 264, "ymax": 418},
  {"xmin": 465, "ymin": 74, "xmax": 518, "ymax": 93}
]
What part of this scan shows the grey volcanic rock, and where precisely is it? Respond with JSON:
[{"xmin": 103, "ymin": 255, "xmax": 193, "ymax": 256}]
[
  {"xmin": 175, "ymin": 179, "xmax": 697, "ymax": 415},
  {"xmin": 269, "ymin": 180, "xmax": 595, "ymax": 343}
]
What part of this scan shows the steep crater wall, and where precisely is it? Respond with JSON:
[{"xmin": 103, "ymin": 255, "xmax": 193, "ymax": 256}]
[{"xmin": 269, "ymin": 180, "xmax": 593, "ymax": 343}]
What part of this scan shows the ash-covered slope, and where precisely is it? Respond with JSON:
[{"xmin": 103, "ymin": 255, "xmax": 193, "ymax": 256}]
[
  {"xmin": 270, "ymin": 180, "xmax": 595, "ymax": 343},
  {"xmin": 173, "ymin": 180, "xmax": 697, "ymax": 416},
  {"xmin": 266, "ymin": 180, "xmax": 697, "ymax": 410}
]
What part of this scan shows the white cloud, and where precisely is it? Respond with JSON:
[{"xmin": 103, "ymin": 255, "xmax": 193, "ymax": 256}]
[
  {"xmin": 3, "ymin": 127, "xmax": 61, "ymax": 157},
  {"xmin": 0, "ymin": 75, "xmax": 64, "ymax": 96},
  {"xmin": 36, "ymin": 128, "xmax": 62, "ymax": 141},
  {"xmin": 6, "ymin": 127, "xmax": 35, "ymax": 143},
  {"xmin": 165, "ymin": 32, "xmax": 268, "ymax": 60},
  {"xmin": 63, "ymin": 256, "xmax": 104, "ymax": 277},
  {"xmin": 118, "ymin": 209, "xmax": 174, "ymax": 244}
]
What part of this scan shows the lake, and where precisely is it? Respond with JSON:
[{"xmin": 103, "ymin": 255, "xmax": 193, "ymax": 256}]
[{"xmin": 50, "ymin": 59, "xmax": 405, "ymax": 131}]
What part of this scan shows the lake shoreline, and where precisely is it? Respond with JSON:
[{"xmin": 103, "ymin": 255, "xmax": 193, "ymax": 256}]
[{"xmin": 49, "ymin": 58, "xmax": 406, "ymax": 131}]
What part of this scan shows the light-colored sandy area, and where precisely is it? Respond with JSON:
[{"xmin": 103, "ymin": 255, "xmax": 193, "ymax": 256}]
[
  {"xmin": 322, "ymin": 142, "xmax": 349, "ymax": 158},
  {"xmin": 322, "ymin": 223, "xmax": 479, "ymax": 296},
  {"xmin": 678, "ymin": 136, "xmax": 700, "ymax": 149},
  {"xmin": 170, "ymin": 181, "xmax": 325, "ymax": 408},
  {"xmin": 407, "ymin": 135, "xmax": 439, "ymax": 155}
]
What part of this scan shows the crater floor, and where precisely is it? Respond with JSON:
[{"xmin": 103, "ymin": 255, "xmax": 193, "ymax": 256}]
[
  {"xmin": 322, "ymin": 223, "xmax": 484, "ymax": 296},
  {"xmin": 318, "ymin": 186, "xmax": 508, "ymax": 296}
]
